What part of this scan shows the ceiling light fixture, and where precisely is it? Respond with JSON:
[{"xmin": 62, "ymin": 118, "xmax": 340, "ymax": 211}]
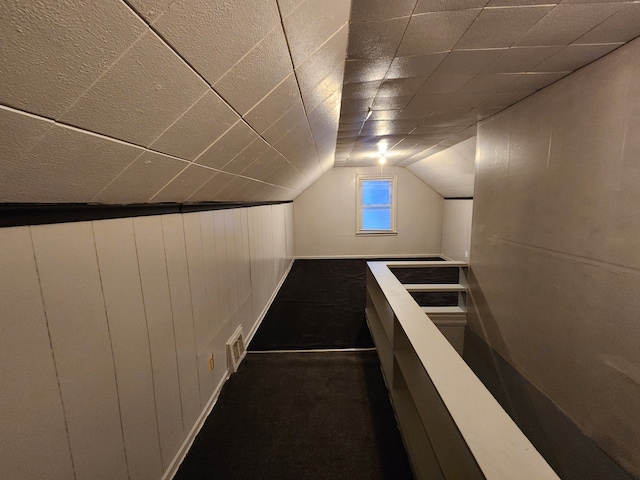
[{"xmin": 379, "ymin": 156, "xmax": 386, "ymax": 165}]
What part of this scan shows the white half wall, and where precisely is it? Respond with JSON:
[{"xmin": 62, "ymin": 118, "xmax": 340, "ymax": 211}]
[
  {"xmin": 293, "ymin": 166, "xmax": 443, "ymax": 257},
  {"xmin": 0, "ymin": 203, "xmax": 293, "ymax": 480}
]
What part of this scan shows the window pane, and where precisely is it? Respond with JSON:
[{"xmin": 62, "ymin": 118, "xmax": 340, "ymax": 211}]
[
  {"xmin": 362, "ymin": 207, "xmax": 391, "ymax": 230},
  {"xmin": 362, "ymin": 180, "xmax": 390, "ymax": 206}
]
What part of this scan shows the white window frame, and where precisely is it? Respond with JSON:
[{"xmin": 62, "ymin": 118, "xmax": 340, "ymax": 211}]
[{"xmin": 356, "ymin": 174, "xmax": 397, "ymax": 235}]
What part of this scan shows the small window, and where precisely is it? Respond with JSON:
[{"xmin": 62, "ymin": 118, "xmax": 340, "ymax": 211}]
[{"xmin": 357, "ymin": 175, "xmax": 397, "ymax": 234}]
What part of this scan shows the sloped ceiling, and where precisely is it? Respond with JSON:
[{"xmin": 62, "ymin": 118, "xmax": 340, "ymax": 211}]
[
  {"xmin": 337, "ymin": 0, "xmax": 640, "ymax": 168},
  {"xmin": 2, "ymin": 1, "xmax": 640, "ymax": 204},
  {"xmin": 408, "ymin": 136, "xmax": 476, "ymax": 198},
  {"xmin": 0, "ymin": 0, "xmax": 350, "ymax": 203}
]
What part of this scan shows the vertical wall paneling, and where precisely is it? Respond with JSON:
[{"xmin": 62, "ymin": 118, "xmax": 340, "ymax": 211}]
[
  {"xmin": 223, "ymin": 209, "xmax": 240, "ymax": 323},
  {"xmin": 199, "ymin": 211, "xmax": 222, "ymax": 337},
  {"xmin": 1, "ymin": 204, "xmax": 294, "ymax": 480},
  {"xmin": 161, "ymin": 214, "xmax": 201, "ymax": 430},
  {"xmin": 0, "ymin": 227, "xmax": 75, "ymax": 480},
  {"xmin": 133, "ymin": 215, "xmax": 184, "ymax": 468},
  {"xmin": 93, "ymin": 218, "xmax": 164, "ymax": 480},
  {"xmin": 182, "ymin": 213, "xmax": 211, "ymax": 355},
  {"xmin": 213, "ymin": 210, "xmax": 231, "ymax": 328},
  {"xmin": 30, "ymin": 222, "xmax": 128, "ymax": 480}
]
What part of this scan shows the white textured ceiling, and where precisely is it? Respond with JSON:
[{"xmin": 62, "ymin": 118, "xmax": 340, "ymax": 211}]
[
  {"xmin": 0, "ymin": 0, "xmax": 350, "ymax": 203},
  {"xmin": 1, "ymin": 0, "xmax": 640, "ymax": 204},
  {"xmin": 337, "ymin": 0, "xmax": 640, "ymax": 168}
]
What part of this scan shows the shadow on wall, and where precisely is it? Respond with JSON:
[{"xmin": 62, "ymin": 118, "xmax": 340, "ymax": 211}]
[{"xmin": 464, "ymin": 269, "xmax": 635, "ymax": 480}]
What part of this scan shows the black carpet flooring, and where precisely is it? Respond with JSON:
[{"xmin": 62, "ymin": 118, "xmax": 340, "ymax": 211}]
[
  {"xmin": 249, "ymin": 257, "xmax": 447, "ymax": 351},
  {"xmin": 175, "ymin": 258, "xmax": 444, "ymax": 479},
  {"xmin": 175, "ymin": 353, "xmax": 414, "ymax": 480}
]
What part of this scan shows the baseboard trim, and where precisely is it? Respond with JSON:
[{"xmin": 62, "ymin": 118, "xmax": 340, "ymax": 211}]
[
  {"xmin": 246, "ymin": 257, "xmax": 294, "ymax": 346},
  {"xmin": 162, "ymin": 371, "xmax": 229, "ymax": 480},
  {"xmin": 162, "ymin": 257, "xmax": 295, "ymax": 479},
  {"xmin": 293, "ymin": 253, "xmax": 444, "ymax": 260}
]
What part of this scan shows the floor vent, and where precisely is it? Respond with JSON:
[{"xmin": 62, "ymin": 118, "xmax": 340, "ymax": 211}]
[{"xmin": 226, "ymin": 326, "xmax": 247, "ymax": 373}]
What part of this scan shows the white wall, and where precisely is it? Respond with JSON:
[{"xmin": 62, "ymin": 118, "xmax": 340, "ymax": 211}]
[
  {"xmin": 293, "ymin": 166, "xmax": 443, "ymax": 257},
  {"xmin": 0, "ymin": 203, "xmax": 293, "ymax": 480},
  {"xmin": 470, "ymin": 37, "xmax": 640, "ymax": 477},
  {"xmin": 441, "ymin": 199, "xmax": 473, "ymax": 261}
]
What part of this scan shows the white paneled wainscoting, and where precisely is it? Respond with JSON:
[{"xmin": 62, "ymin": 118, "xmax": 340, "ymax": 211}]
[{"xmin": 0, "ymin": 203, "xmax": 294, "ymax": 480}]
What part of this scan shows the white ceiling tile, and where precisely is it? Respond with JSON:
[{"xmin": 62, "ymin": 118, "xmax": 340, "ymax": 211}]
[
  {"xmin": 575, "ymin": 3, "xmax": 640, "ymax": 43},
  {"xmin": 486, "ymin": 0, "xmax": 559, "ymax": 5},
  {"xmin": 221, "ymin": 138, "xmax": 271, "ymax": 174},
  {"xmin": 151, "ymin": 0, "xmax": 281, "ymax": 85},
  {"xmin": 455, "ymin": 6, "xmax": 554, "ymax": 49},
  {"xmin": 149, "ymin": 91, "xmax": 239, "ymax": 160},
  {"xmin": 243, "ymin": 74, "xmax": 302, "ymax": 134},
  {"xmin": 418, "ymin": 73, "xmax": 476, "ymax": 94},
  {"xmin": 500, "ymin": 72, "xmax": 570, "ymax": 92},
  {"xmin": 194, "ymin": 121, "xmax": 258, "ymax": 170},
  {"xmin": 282, "ymin": 0, "xmax": 350, "ymax": 68},
  {"xmin": 483, "ymin": 46, "xmax": 563, "ymax": 72},
  {"xmin": 60, "ymin": 31, "xmax": 208, "ymax": 147},
  {"xmin": 344, "ymin": 59, "xmax": 393, "ymax": 83},
  {"xmin": 352, "ymin": 0, "xmax": 417, "ymax": 22},
  {"xmin": 0, "ymin": 106, "xmax": 55, "ymax": 172},
  {"xmin": 434, "ymin": 49, "xmax": 508, "ymax": 76},
  {"xmin": 1, "ymin": 0, "xmax": 146, "ymax": 118},
  {"xmin": 515, "ymin": 3, "xmax": 627, "ymax": 46},
  {"xmin": 457, "ymin": 72, "xmax": 518, "ymax": 93},
  {"xmin": 94, "ymin": 151, "xmax": 189, "ymax": 203},
  {"xmin": 277, "ymin": 0, "xmax": 306, "ymax": 17},
  {"xmin": 398, "ymin": 94, "xmax": 452, "ymax": 118},
  {"xmin": 372, "ymin": 95, "xmax": 414, "ymax": 110},
  {"xmin": 378, "ymin": 78, "xmax": 427, "ymax": 97},
  {"xmin": 386, "ymin": 52, "xmax": 448, "ymax": 80},
  {"xmin": 187, "ymin": 171, "xmax": 236, "ymax": 202},
  {"xmin": 126, "ymin": 0, "xmax": 173, "ymax": 22},
  {"xmin": 348, "ymin": 17, "xmax": 410, "ymax": 59},
  {"xmin": 416, "ymin": 0, "xmax": 489, "ymax": 12},
  {"xmin": 263, "ymin": 101, "xmax": 309, "ymax": 144},
  {"xmin": 214, "ymin": 26, "xmax": 293, "ymax": 116},
  {"xmin": 240, "ymin": 147, "xmax": 281, "ymax": 179},
  {"xmin": 342, "ymin": 81, "xmax": 383, "ymax": 100},
  {"xmin": 149, "ymin": 164, "xmax": 217, "ymax": 202},
  {"xmin": 532, "ymin": 43, "xmax": 622, "ymax": 72},
  {"xmin": 299, "ymin": 64, "xmax": 346, "ymax": 113},
  {"xmin": 296, "ymin": 24, "xmax": 348, "ymax": 91},
  {"xmin": 0, "ymin": 124, "xmax": 142, "ymax": 203},
  {"xmin": 396, "ymin": 10, "xmax": 482, "ymax": 56}
]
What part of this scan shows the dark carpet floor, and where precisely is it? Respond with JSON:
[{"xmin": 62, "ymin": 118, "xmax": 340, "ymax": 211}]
[
  {"xmin": 174, "ymin": 258, "xmax": 436, "ymax": 479},
  {"xmin": 249, "ymin": 257, "xmax": 447, "ymax": 351},
  {"xmin": 174, "ymin": 352, "xmax": 414, "ymax": 480}
]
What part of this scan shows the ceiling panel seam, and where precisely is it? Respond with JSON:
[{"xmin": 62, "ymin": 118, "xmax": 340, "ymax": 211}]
[
  {"xmin": 276, "ymin": 1, "xmax": 337, "ymax": 178},
  {"xmin": 117, "ymin": 0, "xmax": 311, "ymax": 182}
]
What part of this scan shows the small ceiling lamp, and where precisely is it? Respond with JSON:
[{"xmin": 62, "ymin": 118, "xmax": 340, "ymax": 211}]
[{"xmin": 379, "ymin": 155, "xmax": 387, "ymax": 165}]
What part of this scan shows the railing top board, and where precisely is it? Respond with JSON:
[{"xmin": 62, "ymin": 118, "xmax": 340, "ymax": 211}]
[{"xmin": 367, "ymin": 261, "xmax": 559, "ymax": 480}]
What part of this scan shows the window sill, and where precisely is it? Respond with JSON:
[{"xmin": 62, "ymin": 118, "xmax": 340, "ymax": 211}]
[{"xmin": 356, "ymin": 231, "xmax": 398, "ymax": 236}]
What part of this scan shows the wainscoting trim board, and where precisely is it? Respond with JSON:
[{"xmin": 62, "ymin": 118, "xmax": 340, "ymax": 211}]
[{"xmin": 0, "ymin": 201, "xmax": 292, "ymax": 227}]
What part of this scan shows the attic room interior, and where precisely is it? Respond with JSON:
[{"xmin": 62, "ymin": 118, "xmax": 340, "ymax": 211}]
[{"xmin": 2, "ymin": 0, "xmax": 640, "ymax": 479}]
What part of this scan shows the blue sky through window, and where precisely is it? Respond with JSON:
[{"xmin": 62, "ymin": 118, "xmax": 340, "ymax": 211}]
[{"xmin": 361, "ymin": 179, "xmax": 392, "ymax": 230}]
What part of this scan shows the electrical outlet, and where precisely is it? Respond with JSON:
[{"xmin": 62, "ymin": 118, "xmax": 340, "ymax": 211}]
[{"xmin": 208, "ymin": 353, "xmax": 214, "ymax": 372}]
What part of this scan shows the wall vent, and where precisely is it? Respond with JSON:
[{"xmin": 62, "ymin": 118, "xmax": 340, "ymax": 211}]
[{"xmin": 226, "ymin": 326, "xmax": 247, "ymax": 373}]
